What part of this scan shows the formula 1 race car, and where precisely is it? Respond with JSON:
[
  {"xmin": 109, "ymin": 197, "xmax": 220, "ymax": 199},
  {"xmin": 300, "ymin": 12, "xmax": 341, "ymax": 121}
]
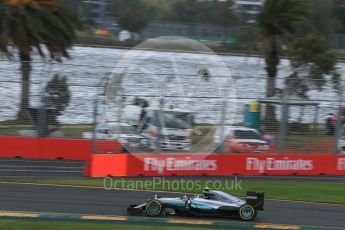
[{"xmin": 127, "ymin": 188, "xmax": 264, "ymax": 221}]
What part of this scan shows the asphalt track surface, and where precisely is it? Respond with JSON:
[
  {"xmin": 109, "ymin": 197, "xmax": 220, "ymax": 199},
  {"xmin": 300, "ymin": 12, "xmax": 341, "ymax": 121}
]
[
  {"xmin": 1, "ymin": 158, "xmax": 345, "ymax": 183},
  {"xmin": 0, "ymin": 183, "xmax": 345, "ymax": 228},
  {"xmin": 0, "ymin": 159, "xmax": 345, "ymax": 228},
  {"xmin": 0, "ymin": 159, "xmax": 84, "ymax": 178}
]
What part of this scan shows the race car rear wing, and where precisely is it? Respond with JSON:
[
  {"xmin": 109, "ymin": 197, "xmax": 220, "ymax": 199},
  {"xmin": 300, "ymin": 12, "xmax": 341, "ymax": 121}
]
[{"xmin": 246, "ymin": 191, "xmax": 264, "ymax": 211}]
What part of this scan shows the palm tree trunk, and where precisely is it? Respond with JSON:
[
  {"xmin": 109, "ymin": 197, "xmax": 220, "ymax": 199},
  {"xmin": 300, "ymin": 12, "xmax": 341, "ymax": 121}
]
[
  {"xmin": 264, "ymin": 35, "xmax": 279, "ymax": 130},
  {"xmin": 17, "ymin": 50, "xmax": 31, "ymax": 122}
]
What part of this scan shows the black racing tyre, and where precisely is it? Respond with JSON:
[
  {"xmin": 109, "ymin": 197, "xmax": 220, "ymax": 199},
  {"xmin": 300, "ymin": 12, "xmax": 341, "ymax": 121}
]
[
  {"xmin": 127, "ymin": 204, "xmax": 141, "ymax": 216},
  {"xmin": 146, "ymin": 200, "xmax": 162, "ymax": 217},
  {"xmin": 239, "ymin": 205, "xmax": 256, "ymax": 221}
]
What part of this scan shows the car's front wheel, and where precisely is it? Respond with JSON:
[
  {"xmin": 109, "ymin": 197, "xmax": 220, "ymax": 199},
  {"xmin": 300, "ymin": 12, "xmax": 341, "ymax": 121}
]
[
  {"xmin": 239, "ymin": 205, "xmax": 256, "ymax": 221},
  {"xmin": 146, "ymin": 200, "xmax": 163, "ymax": 217}
]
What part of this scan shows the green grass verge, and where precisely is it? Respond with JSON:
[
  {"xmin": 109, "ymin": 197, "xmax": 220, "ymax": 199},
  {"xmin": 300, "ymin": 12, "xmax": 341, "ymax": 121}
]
[
  {"xmin": 2, "ymin": 178, "xmax": 345, "ymax": 205},
  {"xmin": 284, "ymin": 134, "xmax": 329, "ymax": 148},
  {"xmin": 0, "ymin": 220, "xmax": 211, "ymax": 230},
  {"xmin": 0, "ymin": 123, "xmax": 92, "ymax": 138}
]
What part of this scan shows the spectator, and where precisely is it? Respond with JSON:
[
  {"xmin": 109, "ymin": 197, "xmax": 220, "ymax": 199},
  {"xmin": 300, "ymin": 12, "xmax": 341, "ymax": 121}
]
[
  {"xmin": 325, "ymin": 113, "xmax": 336, "ymax": 135},
  {"xmin": 263, "ymin": 131, "xmax": 274, "ymax": 146}
]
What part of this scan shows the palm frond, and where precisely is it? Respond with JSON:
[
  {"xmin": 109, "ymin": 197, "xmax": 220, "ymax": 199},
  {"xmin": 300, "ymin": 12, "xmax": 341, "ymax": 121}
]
[
  {"xmin": 258, "ymin": 0, "xmax": 308, "ymax": 36},
  {"xmin": 0, "ymin": 1, "xmax": 77, "ymax": 61}
]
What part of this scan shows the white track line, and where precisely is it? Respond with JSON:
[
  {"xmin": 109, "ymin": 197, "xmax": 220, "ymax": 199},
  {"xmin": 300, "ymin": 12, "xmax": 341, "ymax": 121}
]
[{"xmin": 239, "ymin": 176, "xmax": 345, "ymax": 181}]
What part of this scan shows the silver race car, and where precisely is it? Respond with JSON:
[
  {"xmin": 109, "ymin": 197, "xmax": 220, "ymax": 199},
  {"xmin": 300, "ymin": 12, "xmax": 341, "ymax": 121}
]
[{"xmin": 127, "ymin": 188, "xmax": 264, "ymax": 221}]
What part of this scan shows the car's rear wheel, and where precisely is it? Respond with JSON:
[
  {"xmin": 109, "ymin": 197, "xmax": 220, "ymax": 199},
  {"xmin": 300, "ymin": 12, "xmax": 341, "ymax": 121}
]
[
  {"xmin": 239, "ymin": 205, "xmax": 256, "ymax": 221},
  {"xmin": 146, "ymin": 200, "xmax": 162, "ymax": 217}
]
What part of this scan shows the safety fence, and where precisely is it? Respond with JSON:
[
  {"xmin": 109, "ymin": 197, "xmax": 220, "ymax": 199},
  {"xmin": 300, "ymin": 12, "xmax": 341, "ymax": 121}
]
[{"xmin": 0, "ymin": 47, "xmax": 344, "ymax": 155}]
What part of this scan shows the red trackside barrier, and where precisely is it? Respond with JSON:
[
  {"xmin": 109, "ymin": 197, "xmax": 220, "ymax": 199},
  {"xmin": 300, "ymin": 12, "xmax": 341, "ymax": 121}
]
[
  {"xmin": 84, "ymin": 154, "xmax": 345, "ymax": 177},
  {"xmin": 0, "ymin": 136, "xmax": 120, "ymax": 160},
  {"xmin": 39, "ymin": 138, "xmax": 93, "ymax": 160},
  {"xmin": 0, "ymin": 136, "xmax": 40, "ymax": 158}
]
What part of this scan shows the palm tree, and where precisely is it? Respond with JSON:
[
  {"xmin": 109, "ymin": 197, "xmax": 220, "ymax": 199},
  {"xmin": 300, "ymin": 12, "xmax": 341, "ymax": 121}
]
[
  {"xmin": 257, "ymin": 0, "xmax": 307, "ymax": 128},
  {"xmin": 0, "ymin": 0, "xmax": 77, "ymax": 121}
]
